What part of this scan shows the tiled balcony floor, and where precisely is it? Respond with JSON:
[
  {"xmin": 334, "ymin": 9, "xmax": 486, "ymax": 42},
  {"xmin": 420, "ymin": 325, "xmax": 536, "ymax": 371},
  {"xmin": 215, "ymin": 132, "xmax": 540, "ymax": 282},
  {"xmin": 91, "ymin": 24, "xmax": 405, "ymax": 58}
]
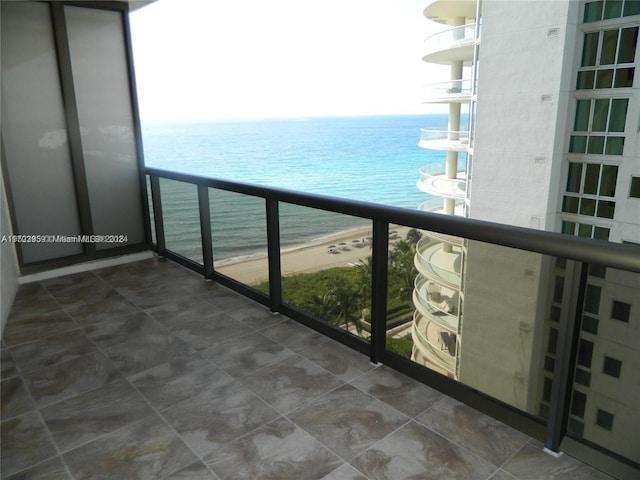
[{"xmin": 1, "ymin": 256, "xmax": 614, "ymax": 479}]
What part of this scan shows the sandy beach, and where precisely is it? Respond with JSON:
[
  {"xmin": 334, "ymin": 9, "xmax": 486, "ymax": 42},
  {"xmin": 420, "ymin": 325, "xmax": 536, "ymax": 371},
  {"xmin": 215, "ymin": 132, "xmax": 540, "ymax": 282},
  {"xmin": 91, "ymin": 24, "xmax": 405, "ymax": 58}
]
[{"xmin": 215, "ymin": 225, "xmax": 413, "ymax": 285}]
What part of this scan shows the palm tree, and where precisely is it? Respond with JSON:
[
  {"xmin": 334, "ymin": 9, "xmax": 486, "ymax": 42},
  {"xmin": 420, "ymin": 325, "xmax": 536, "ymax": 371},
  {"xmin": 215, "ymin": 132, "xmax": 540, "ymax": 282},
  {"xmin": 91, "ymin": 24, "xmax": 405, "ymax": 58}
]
[{"xmin": 327, "ymin": 277, "xmax": 362, "ymax": 334}]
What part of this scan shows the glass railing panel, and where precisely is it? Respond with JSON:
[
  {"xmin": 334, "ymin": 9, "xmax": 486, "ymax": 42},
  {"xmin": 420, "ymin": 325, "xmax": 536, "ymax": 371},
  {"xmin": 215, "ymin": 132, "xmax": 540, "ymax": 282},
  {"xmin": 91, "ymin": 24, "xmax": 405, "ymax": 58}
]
[
  {"xmin": 566, "ymin": 266, "xmax": 639, "ymax": 464},
  {"xmin": 278, "ymin": 203, "xmax": 371, "ymax": 340},
  {"xmin": 158, "ymin": 178, "xmax": 202, "ymax": 264},
  {"xmin": 385, "ymin": 226, "xmax": 424, "ymax": 360},
  {"xmin": 211, "ymin": 190, "xmax": 269, "ymax": 289},
  {"xmin": 405, "ymin": 236, "xmax": 558, "ymax": 417}
]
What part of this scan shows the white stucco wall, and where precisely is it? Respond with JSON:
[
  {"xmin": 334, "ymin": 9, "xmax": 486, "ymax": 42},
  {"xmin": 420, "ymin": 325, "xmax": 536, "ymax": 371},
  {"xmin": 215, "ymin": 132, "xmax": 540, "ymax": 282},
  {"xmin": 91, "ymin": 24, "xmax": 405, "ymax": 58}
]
[{"xmin": 470, "ymin": 0, "xmax": 581, "ymax": 229}]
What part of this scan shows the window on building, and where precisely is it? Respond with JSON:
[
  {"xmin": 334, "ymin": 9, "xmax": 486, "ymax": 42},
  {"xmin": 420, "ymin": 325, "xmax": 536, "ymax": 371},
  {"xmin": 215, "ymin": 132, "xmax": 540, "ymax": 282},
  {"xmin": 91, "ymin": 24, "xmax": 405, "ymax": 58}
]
[
  {"xmin": 570, "ymin": 99, "xmax": 628, "ymax": 155},
  {"xmin": 589, "ymin": 264, "xmax": 607, "ymax": 278},
  {"xmin": 575, "ymin": 368, "xmax": 592, "ymax": 387},
  {"xmin": 542, "ymin": 376, "xmax": 553, "ymax": 403},
  {"xmin": 571, "ymin": 389, "xmax": 588, "ymax": 417},
  {"xmin": 561, "ymin": 221, "xmax": 611, "ymax": 240},
  {"xmin": 563, "ymin": 161, "xmax": 619, "ymax": 220},
  {"xmin": 577, "ymin": 26, "xmax": 638, "ymax": 89},
  {"xmin": 611, "ymin": 300, "xmax": 631, "ymax": 322},
  {"xmin": 584, "ymin": 1, "xmax": 640, "ymax": 23},
  {"xmin": 544, "ymin": 355, "xmax": 555, "ymax": 372},
  {"xmin": 577, "ymin": 339, "xmax": 594, "ymax": 368},
  {"xmin": 582, "ymin": 314, "xmax": 599, "ymax": 334},
  {"xmin": 547, "ymin": 327, "xmax": 559, "ymax": 354},
  {"xmin": 569, "ymin": 417, "xmax": 585, "ymax": 436},
  {"xmin": 630, "ymin": 176, "xmax": 640, "ymax": 198},
  {"xmin": 603, "ymin": 356, "xmax": 622, "ymax": 377},
  {"xmin": 596, "ymin": 409, "xmax": 615, "ymax": 430},
  {"xmin": 584, "ymin": 284, "xmax": 602, "ymax": 314}
]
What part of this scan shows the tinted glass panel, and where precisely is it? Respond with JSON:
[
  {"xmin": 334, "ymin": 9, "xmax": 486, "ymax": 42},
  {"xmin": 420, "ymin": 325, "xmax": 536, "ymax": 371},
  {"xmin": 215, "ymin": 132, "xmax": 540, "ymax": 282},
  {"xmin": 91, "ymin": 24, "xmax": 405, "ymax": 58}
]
[
  {"xmin": 596, "ymin": 409, "xmax": 614, "ymax": 430},
  {"xmin": 600, "ymin": 30, "xmax": 619, "ymax": 65},
  {"xmin": 630, "ymin": 177, "xmax": 640, "ymax": 198},
  {"xmin": 580, "ymin": 198, "xmax": 597, "ymax": 216},
  {"xmin": 584, "ymin": 1, "xmax": 604, "ymax": 22},
  {"xmin": 596, "ymin": 200, "xmax": 616, "ymax": 218},
  {"xmin": 595, "ymin": 69, "xmax": 614, "ymax": 88},
  {"xmin": 611, "ymin": 300, "xmax": 630, "ymax": 322},
  {"xmin": 614, "ymin": 67, "xmax": 635, "ymax": 87},
  {"xmin": 563, "ymin": 196, "xmax": 580, "ymax": 213},
  {"xmin": 582, "ymin": 32, "xmax": 600, "ymax": 66},
  {"xmin": 593, "ymin": 226, "xmax": 610, "ymax": 240},
  {"xmin": 0, "ymin": 2, "xmax": 84, "ymax": 262},
  {"xmin": 592, "ymin": 99, "xmax": 609, "ymax": 131},
  {"xmin": 624, "ymin": 0, "xmax": 640, "ymax": 15},
  {"xmin": 577, "ymin": 339, "xmax": 594, "ymax": 367},
  {"xmin": 603, "ymin": 356, "xmax": 622, "ymax": 377},
  {"xmin": 570, "ymin": 136, "xmax": 587, "ymax": 153},
  {"xmin": 567, "ymin": 163, "xmax": 583, "ymax": 192},
  {"xmin": 605, "ymin": 136, "xmax": 624, "ymax": 155},
  {"xmin": 600, "ymin": 165, "xmax": 618, "ymax": 196},
  {"xmin": 584, "ymin": 164, "xmax": 600, "ymax": 194},
  {"xmin": 608, "ymin": 99, "xmax": 628, "ymax": 132},
  {"xmin": 574, "ymin": 100, "xmax": 591, "ymax": 131},
  {"xmin": 587, "ymin": 136, "xmax": 605, "ymax": 154},
  {"xmin": 577, "ymin": 70, "xmax": 595, "ymax": 89},
  {"xmin": 618, "ymin": 27, "xmax": 638, "ymax": 63},
  {"xmin": 604, "ymin": 0, "xmax": 623, "ymax": 18},
  {"xmin": 585, "ymin": 284, "xmax": 602, "ymax": 314},
  {"xmin": 571, "ymin": 390, "xmax": 587, "ymax": 417}
]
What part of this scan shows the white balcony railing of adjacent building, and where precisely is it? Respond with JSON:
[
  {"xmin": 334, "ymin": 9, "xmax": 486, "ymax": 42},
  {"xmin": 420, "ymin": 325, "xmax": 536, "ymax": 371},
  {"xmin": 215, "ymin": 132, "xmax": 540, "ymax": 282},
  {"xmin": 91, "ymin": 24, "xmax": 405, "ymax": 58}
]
[
  {"xmin": 418, "ymin": 128, "xmax": 470, "ymax": 152},
  {"xmin": 422, "ymin": 23, "xmax": 476, "ymax": 63},
  {"xmin": 417, "ymin": 162, "xmax": 468, "ymax": 199},
  {"xmin": 421, "ymin": 78, "xmax": 474, "ymax": 103},
  {"xmin": 414, "ymin": 233, "xmax": 464, "ymax": 289}
]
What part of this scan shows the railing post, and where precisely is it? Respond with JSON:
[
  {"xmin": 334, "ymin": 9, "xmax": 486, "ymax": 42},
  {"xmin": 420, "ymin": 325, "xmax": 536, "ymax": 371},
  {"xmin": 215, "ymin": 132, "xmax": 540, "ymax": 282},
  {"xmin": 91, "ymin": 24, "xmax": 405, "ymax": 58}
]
[
  {"xmin": 370, "ymin": 220, "xmax": 389, "ymax": 364},
  {"xmin": 149, "ymin": 175, "xmax": 166, "ymax": 255},
  {"xmin": 266, "ymin": 198, "xmax": 282, "ymax": 312},
  {"xmin": 197, "ymin": 185, "xmax": 214, "ymax": 278},
  {"xmin": 545, "ymin": 260, "xmax": 587, "ymax": 454}
]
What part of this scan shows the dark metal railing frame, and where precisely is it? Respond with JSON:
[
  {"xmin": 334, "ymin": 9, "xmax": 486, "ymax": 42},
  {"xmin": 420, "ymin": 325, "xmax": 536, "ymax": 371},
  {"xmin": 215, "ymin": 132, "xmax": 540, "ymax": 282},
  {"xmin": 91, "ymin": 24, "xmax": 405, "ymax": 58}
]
[{"xmin": 146, "ymin": 166, "xmax": 640, "ymax": 475}]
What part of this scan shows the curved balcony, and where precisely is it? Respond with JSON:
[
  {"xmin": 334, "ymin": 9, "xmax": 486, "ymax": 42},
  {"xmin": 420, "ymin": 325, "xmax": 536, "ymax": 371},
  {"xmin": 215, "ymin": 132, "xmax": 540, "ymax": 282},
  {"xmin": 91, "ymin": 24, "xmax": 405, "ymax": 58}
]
[
  {"xmin": 423, "ymin": 0, "xmax": 478, "ymax": 24},
  {"xmin": 414, "ymin": 233, "xmax": 463, "ymax": 289},
  {"xmin": 423, "ymin": 24, "xmax": 476, "ymax": 64},
  {"xmin": 419, "ymin": 128, "xmax": 469, "ymax": 152},
  {"xmin": 411, "ymin": 310, "xmax": 457, "ymax": 374},
  {"xmin": 417, "ymin": 162, "xmax": 467, "ymax": 200},
  {"xmin": 413, "ymin": 276, "xmax": 459, "ymax": 332},
  {"xmin": 417, "ymin": 197, "xmax": 465, "ymax": 215},
  {"xmin": 422, "ymin": 78, "xmax": 473, "ymax": 103}
]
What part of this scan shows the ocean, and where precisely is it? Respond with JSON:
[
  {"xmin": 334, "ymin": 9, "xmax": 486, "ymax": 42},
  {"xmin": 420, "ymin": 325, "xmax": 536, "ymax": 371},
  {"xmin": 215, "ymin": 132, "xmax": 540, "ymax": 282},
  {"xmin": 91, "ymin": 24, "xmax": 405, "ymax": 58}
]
[{"xmin": 141, "ymin": 114, "xmax": 448, "ymax": 262}]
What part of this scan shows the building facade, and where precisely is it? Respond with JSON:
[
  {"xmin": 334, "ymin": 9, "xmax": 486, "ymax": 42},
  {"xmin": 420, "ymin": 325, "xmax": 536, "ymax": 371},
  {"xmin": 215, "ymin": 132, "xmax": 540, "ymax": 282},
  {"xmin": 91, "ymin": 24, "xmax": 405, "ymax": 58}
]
[{"xmin": 413, "ymin": 0, "xmax": 640, "ymax": 466}]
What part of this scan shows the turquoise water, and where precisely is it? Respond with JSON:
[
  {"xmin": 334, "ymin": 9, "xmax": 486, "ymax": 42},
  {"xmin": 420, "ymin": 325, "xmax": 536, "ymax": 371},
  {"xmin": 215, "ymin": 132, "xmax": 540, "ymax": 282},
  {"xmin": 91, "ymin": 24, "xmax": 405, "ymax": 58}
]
[{"xmin": 142, "ymin": 114, "xmax": 447, "ymax": 261}]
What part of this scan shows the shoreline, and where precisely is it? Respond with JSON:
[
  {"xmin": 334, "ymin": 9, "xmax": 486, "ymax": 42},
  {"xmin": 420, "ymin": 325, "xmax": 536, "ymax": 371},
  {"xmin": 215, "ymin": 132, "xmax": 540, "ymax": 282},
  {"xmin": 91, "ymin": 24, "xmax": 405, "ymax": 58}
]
[{"xmin": 215, "ymin": 225, "xmax": 411, "ymax": 285}]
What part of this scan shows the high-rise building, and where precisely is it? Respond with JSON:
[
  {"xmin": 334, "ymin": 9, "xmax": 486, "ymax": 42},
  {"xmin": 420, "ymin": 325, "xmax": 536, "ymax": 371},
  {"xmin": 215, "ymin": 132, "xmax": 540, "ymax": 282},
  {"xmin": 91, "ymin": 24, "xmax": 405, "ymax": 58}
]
[{"xmin": 412, "ymin": 0, "xmax": 639, "ymax": 465}]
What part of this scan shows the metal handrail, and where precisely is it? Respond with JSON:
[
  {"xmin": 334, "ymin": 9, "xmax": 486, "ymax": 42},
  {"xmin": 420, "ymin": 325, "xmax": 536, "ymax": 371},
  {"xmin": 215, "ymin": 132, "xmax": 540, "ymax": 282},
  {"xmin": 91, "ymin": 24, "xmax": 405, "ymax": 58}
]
[
  {"xmin": 146, "ymin": 166, "xmax": 640, "ymax": 274},
  {"xmin": 145, "ymin": 166, "xmax": 640, "ymax": 470}
]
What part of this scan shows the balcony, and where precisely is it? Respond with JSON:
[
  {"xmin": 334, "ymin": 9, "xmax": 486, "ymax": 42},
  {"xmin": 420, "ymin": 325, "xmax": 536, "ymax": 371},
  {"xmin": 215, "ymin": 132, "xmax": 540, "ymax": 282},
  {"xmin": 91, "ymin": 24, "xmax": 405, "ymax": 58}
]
[
  {"xmin": 2, "ymin": 168, "xmax": 639, "ymax": 479},
  {"xmin": 2, "ymin": 256, "xmax": 586, "ymax": 480},
  {"xmin": 412, "ymin": 311, "xmax": 457, "ymax": 375},
  {"xmin": 417, "ymin": 197, "xmax": 465, "ymax": 215},
  {"xmin": 422, "ymin": 78, "xmax": 474, "ymax": 103},
  {"xmin": 414, "ymin": 232, "xmax": 464, "ymax": 289},
  {"xmin": 418, "ymin": 128, "xmax": 470, "ymax": 152},
  {"xmin": 422, "ymin": 24, "xmax": 476, "ymax": 64},
  {"xmin": 413, "ymin": 275, "xmax": 460, "ymax": 332},
  {"xmin": 417, "ymin": 162, "xmax": 467, "ymax": 199}
]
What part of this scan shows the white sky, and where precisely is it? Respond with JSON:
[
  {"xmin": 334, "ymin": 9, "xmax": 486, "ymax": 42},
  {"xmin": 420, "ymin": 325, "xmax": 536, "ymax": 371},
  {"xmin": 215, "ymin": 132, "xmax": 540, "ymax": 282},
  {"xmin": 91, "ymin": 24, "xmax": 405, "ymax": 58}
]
[{"xmin": 129, "ymin": 0, "xmax": 448, "ymax": 121}]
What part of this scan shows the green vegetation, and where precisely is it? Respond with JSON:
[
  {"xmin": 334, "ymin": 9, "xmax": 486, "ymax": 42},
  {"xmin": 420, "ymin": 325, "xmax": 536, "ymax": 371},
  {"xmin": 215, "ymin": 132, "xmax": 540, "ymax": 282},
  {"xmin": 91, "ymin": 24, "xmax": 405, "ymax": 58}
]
[{"xmin": 254, "ymin": 229, "xmax": 422, "ymax": 355}]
